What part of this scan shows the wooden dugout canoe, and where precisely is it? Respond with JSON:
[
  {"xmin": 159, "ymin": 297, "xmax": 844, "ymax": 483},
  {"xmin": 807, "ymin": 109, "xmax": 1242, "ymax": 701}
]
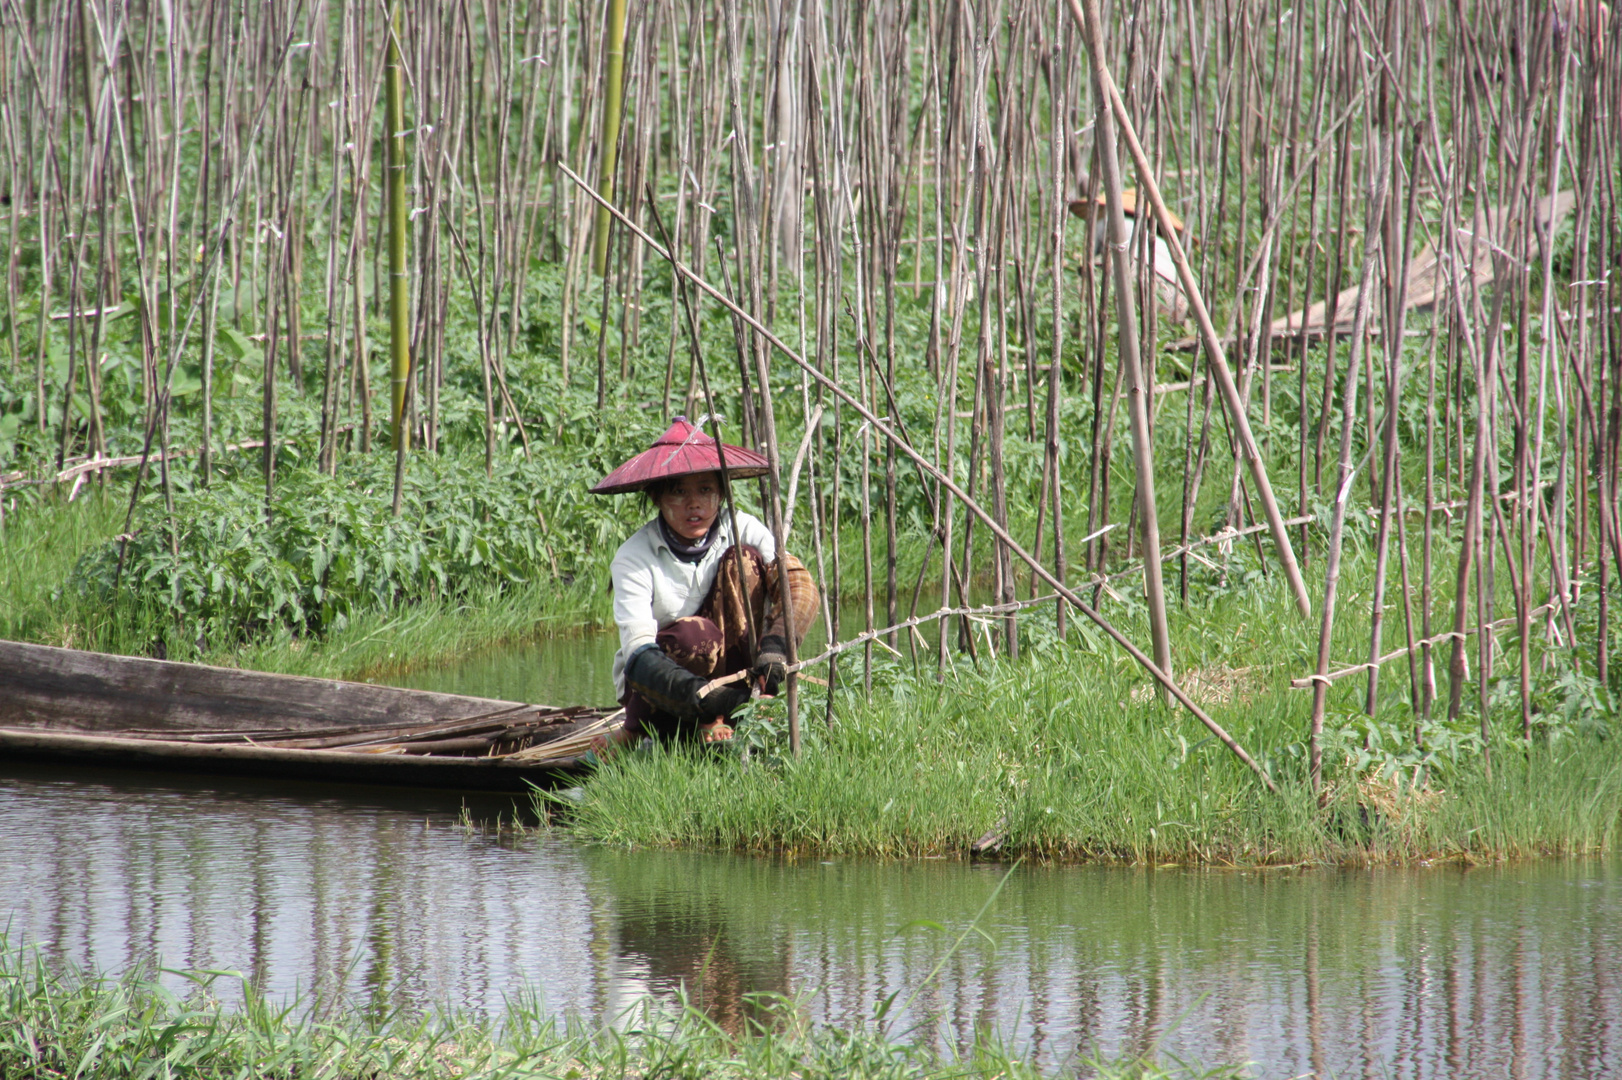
[{"xmin": 0, "ymin": 640, "xmax": 613, "ymax": 792}]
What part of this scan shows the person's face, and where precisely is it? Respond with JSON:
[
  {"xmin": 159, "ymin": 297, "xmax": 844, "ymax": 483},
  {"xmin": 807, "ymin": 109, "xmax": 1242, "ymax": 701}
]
[{"xmin": 658, "ymin": 472, "xmax": 722, "ymax": 541}]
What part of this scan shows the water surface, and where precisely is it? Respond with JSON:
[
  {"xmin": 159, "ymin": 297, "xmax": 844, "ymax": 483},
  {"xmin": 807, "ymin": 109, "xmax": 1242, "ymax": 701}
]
[
  {"xmin": 3, "ymin": 758, "xmax": 1618, "ymax": 1079},
  {"xmin": 391, "ymin": 630, "xmax": 619, "ymax": 706}
]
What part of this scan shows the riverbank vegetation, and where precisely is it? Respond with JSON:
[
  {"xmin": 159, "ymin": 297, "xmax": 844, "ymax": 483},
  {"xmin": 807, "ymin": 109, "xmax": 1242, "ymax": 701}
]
[
  {"xmin": 564, "ymin": 551, "xmax": 1622, "ymax": 865},
  {"xmin": 0, "ymin": 474, "xmax": 609, "ymax": 681},
  {"xmin": 1, "ymin": 0, "xmax": 1619, "ymax": 860},
  {"xmin": 0, "ymin": 944, "xmax": 1244, "ymax": 1080}
]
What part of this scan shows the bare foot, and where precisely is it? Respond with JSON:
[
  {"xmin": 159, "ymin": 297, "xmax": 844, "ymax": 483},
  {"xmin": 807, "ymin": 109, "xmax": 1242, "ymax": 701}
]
[{"xmin": 698, "ymin": 719, "xmax": 734, "ymax": 743}]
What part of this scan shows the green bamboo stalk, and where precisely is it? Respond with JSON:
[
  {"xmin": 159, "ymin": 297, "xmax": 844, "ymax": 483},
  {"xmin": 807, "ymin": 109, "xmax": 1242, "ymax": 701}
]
[
  {"xmin": 590, "ymin": 0, "xmax": 628, "ymax": 277},
  {"xmin": 385, "ymin": 0, "xmax": 411, "ymax": 514}
]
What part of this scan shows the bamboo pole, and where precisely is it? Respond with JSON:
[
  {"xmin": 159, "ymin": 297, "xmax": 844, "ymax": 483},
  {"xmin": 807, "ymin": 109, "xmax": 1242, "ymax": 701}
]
[
  {"xmin": 1071, "ymin": 34, "xmax": 1313, "ymax": 619},
  {"xmin": 1364, "ymin": 124, "xmax": 1417, "ymax": 717},
  {"xmin": 1043, "ymin": 16, "xmax": 1069, "ymax": 636},
  {"xmin": 1306, "ymin": 129, "xmax": 1387, "ymax": 797},
  {"xmin": 590, "ymin": 0, "xmax": 626, "ymax": 278},
  {"xmin": 385, "ymin": 0, "xmax": 411, "ymax": 515},
  {"xmin": 1071, "ymin": 0, "xmax": 1172, "ymax": 687}
]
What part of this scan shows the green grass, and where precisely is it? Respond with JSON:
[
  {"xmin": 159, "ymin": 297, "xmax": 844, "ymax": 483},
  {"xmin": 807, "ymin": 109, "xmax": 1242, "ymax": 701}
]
[
  {"xmin": 559, "ymin": 561, "xmax": 1622, "ymax": 865},
  {"xmin": 0, "ymin": 490, "xmax": 126, "ymax": 645},
  {"xmin": 0, "ymin": 942, "xmax": 1244, "ymax": 1080}
]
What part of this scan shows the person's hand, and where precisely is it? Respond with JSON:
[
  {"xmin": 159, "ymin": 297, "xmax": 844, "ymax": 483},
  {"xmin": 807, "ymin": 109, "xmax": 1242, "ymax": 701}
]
[
  {"xmin": 628, "ymin": 646, "xmax": 747, "ymax": 725},
  {"xmin": 752, "ymin": 635, "xmax": 789, "ymax": 696},
  {"xmin": 697, "ymin": 679, "xmax": 750, "ymax": 719}
]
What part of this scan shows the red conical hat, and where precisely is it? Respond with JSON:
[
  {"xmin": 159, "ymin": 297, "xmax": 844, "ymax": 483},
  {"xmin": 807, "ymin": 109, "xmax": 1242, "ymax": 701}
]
[{"xmin": 590, "ymin": 416, "xmax": 771, "ymax": 495}]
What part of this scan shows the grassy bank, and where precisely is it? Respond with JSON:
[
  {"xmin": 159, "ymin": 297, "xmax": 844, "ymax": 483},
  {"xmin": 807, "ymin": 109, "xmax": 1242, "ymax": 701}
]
[
  {"xmin": 561, "ymin": 564, "xmax": 1622, "ymax": 866},
  {"xmin": 10, "ymin": 477, "xmax": 1618, "ymax": 868},
  {"xmin": 0, "ymin": 945, "xmax": 1241, "ymax": 1080},
  {"xmin": 0, "ymin": 484, "xmax": 608, "ymax": 682}
]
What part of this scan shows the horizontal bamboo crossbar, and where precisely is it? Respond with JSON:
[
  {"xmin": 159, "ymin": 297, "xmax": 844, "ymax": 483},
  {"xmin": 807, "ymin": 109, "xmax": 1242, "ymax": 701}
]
[
  {"xmin": 0, "ymin": 428, "xmax": 358, "ymax": 490},
  {"xmin": 696, "ymin": 594, "xmax": 1067, "ymax": 697},
  {"xmin": 1290, "ymin": 601, "xmax": 1561, "ymax": 689}
]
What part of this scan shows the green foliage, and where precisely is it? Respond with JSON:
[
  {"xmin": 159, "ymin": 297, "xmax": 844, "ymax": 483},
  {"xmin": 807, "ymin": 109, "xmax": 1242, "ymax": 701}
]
[
  {"xmin": 66, "ymin": 449, "xmax": 638, "ymax": 648},
  {"xmin": 0, "ymin": 77, "xmax": 1615, "ymax": 854}
]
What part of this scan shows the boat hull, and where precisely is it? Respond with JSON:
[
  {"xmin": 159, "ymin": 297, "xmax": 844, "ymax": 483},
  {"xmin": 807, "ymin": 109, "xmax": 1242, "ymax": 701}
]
[{"xmin": 0, "ymin": 641, "xmax": 597, "ymax": 792}]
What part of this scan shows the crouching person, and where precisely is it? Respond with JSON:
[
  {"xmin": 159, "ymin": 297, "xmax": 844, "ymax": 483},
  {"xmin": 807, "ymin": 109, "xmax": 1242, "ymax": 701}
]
[{"xmin": 590, "ymin": 418, "xmax": 820, "ymax": 748}]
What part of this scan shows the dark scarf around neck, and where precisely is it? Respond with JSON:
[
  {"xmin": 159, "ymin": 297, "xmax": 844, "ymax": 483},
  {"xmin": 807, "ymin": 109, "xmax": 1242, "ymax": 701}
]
[{"xmin": 659, "ymin": 515, "xmax": 722, "ymax": 564}]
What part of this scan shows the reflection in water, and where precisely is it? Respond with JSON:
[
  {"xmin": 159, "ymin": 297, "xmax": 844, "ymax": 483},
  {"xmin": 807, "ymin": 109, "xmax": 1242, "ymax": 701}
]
[
  {"xmin": 595, "ymin": 853, "xmax": 792, "ymax": 1031},
  {"xmin": 3, "ymin": 763, "xmax": 1620, "ymax": 1078},
  {"xmin": 389, "ymin": 631, "xmax": 619, "ymax": 708}
]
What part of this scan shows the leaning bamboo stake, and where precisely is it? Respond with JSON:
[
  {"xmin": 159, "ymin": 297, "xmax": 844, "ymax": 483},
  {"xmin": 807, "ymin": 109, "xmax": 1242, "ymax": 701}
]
[
  {"xmin": 560, "ymin": 163, "xmax": 1278, "ymax": 793},
  {"xmin": 385, "ymin": 0, "xmax": 411, "ymax": 516},
  {"xmin": 743, "ymin": 300, "xmax": 802, "ymax": 756},
  {"xmin": 1365, "ymin": 134, "xmax": 1418, "ymax": 717},
  {"xmin": 1045, "ymin": 10, "xmax": 1070, "ymax": 636},
  {"xmin": 1081, "ymin": 70, "xmax": 1312, "ymax": 619},
  {"xmin": 647, "ymin": 196, "xmax": 763, "ymax": 680},
  {"xmin": 1072, "ymin": 0, "xmax": 1172, "ymax": 689},
  {"xmin": 709, "ymin": 223, "xmax": 800, "ymax": 748}
]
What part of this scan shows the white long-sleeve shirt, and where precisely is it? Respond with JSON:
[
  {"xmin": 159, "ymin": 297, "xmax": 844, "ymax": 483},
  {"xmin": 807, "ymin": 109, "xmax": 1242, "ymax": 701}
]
[{"xmin": 610, "ymin": 511, "xmax": 777, "ymax": 697}]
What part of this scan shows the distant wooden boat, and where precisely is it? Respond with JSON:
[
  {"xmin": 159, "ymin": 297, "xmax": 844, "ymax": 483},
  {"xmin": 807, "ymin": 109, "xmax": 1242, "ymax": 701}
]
[
  {"xmin": 1271, "ymin": 190, "xmax": 1578, "ymax": 339},
  {"xmin": 0, "ymin": 640, "xmax": 615, "ymax": 792}
]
